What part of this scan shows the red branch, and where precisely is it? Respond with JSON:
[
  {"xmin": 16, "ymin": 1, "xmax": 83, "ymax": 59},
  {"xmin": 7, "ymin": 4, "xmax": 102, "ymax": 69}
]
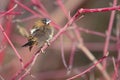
[
  {"xmin": 0, "ymin": 24, "xmax": 24, "ymax": 68},
  {"xmin": 103, "ymin": 0, "xmax": 117, "ymax": 70},
  {"xmin": 67, "ymin": 56, "xmax": 107, "ymax": 80},
  {"xmin": 0, "ymin": 4, "xmax": 17, "ymax": 18},
  {"xmin": 78, "ymin": 6, "xmax": 120, "ymax": 13}
]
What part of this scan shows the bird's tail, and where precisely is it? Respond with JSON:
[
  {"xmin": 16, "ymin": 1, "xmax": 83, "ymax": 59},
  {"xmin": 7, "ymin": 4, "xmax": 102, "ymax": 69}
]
[
  {"xmin": 22, "ymin": 41, "xmax": 35, "ymax": 51},
  {"xmin": 22, "ymin": 41, "xmax": 34, "ymax": 47}
]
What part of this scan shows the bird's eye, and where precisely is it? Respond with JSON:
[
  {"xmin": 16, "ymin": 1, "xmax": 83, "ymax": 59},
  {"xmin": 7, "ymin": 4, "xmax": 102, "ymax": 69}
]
[{"xmin": 42, "ymin": 18, "xmax": 51, "ymax": 25}]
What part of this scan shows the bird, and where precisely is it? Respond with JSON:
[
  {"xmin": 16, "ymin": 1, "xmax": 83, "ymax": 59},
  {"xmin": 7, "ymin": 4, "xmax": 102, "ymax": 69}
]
[{"xmin": 22, "ymin": 18, "xmax": 54, "ymax": 51}]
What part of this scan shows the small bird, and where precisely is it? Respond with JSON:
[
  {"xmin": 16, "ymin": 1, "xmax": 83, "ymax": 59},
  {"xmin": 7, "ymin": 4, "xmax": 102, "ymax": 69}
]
[{"xmin": 22, "ymin": 18, "xmax": 54, "ymax": 51}]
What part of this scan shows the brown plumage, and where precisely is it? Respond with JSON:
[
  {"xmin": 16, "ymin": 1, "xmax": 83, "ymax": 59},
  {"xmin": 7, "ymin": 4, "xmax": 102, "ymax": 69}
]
[{"xmin": 22, "ymin": 18, "xmax": 54, "ymax": 51}]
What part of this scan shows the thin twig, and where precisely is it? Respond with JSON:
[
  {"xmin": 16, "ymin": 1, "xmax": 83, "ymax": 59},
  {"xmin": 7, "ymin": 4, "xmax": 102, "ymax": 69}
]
[
  {"xmin": 0, "ymin": 4, "xmax": 18, "ymax": 18},
  {"xmin": 78, "ymin": 5, "xmax": 120, "ymax": 14},
  {"xmin": 60, "ymin": 35, "xmax": 68, "ymax": 69},
  {"xmin": 0, "ymin": 24, "xmax": 24, "ymax": 68},
  {"xmin": 103, "ymin": 0, "xmax": 117, "ymax": 69},
  {"xmin": 77, "ymin": 44, "xmax": 111, "ymax": 80},
  {"xmin": 67, "ymin": 56, "xmax": 107, "ymax": 80},
  {"xmin": 68, "ymin": 42, "xmax": 76, "ymax": 74}
]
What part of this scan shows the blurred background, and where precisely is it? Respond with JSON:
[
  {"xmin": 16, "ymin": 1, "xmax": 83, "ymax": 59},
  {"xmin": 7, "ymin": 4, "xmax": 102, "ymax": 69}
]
[{"xmin": 0, "ymin": 0, "xmax": 120, "ymax": 80}]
